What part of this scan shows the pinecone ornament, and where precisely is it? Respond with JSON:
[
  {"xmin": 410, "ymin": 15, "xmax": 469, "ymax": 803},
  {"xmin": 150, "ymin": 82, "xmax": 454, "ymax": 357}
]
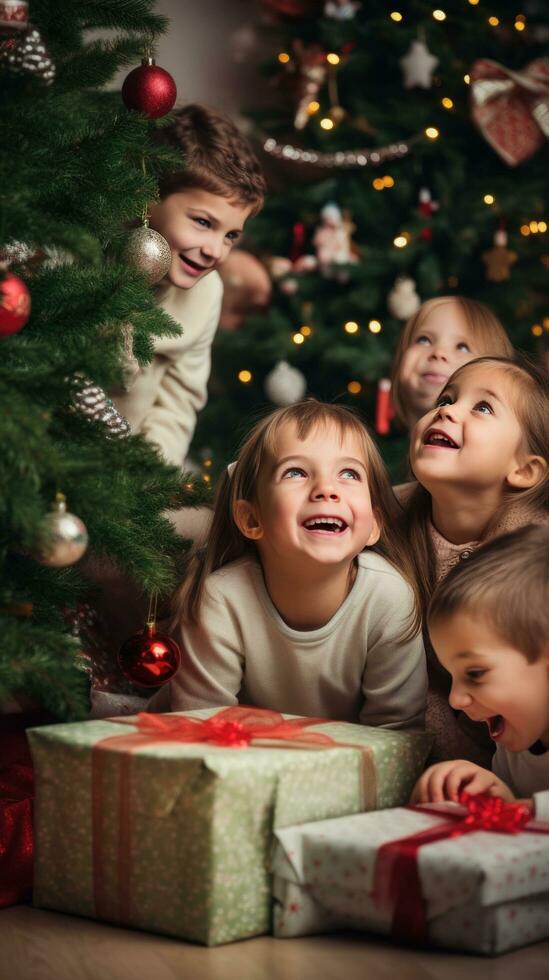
[
  {"xmin": 0, "ymin": 26, "xmax": 55, "ymax": 84},
  {"xmin": 70, "ymin": 374, "xmax": 131, "ymax": 438}
]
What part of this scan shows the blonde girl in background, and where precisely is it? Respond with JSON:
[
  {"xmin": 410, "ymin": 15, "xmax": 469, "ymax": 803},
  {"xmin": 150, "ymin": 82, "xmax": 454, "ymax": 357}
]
[
  {"xmin": 390, "ymin": 296, "xmax": 513, "ymax": 431},
  {"xmin": 403, "ymin": 354, "xmax": 549, "ymax": 766},
  {"xmin": 150, "ymin": 400, "xmax": 427, "ymax": 729}
]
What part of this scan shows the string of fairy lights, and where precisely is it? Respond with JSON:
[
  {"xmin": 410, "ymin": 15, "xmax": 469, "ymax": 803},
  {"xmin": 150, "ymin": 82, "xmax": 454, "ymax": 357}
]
[{"xmin": 235, "ymin": 4, "xmax": 548, "ymax": 396}]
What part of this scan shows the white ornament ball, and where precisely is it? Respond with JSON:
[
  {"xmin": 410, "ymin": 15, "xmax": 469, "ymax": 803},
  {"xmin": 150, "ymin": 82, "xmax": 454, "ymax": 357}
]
[
  {"xmin": 36, "ymin": 494, "xmax": 89, "ymax": 567},
  {"xmin": 268, "ymin": 256, "xmax": 293, "ymax": 280},
  {"xmin": 387, "ymin": 277, "xmax": 421, "ymax": 320},
  {"xmin": 264, "ymin": 361, "xmax": 306, "ymax": 406}
]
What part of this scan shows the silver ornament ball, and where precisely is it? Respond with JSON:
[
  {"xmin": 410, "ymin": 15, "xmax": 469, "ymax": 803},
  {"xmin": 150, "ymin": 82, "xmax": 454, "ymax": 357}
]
[
  {"xmin": 123, "ymin": 223, "xmax": 171, "ymax": 285},
  {"xmin": 37, "ymin": 494, "xmax": 89, "ymax": 567}
]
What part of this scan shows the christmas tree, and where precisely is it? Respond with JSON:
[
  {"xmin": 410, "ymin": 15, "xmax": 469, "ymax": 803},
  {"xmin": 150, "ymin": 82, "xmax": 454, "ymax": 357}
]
[
  {"xmin": 0, "ymin": 1, "xmax": 207, "ymax": 719},
  {"xmin": 194, "ymin": 0, "xmax": 548, "ymax": 479}
]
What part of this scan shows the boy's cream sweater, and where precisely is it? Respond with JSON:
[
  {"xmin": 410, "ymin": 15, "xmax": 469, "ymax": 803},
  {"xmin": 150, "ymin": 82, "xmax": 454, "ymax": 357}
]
[{"xmin": 112, "ymin": 271, "xmax": 223, "ymax": 467}]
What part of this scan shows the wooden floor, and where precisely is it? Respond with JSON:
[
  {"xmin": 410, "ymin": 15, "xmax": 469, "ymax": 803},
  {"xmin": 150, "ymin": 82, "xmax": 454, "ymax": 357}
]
[{"xmin": 1, "ymin": 906, "xmax": 549, "ymax": 980}]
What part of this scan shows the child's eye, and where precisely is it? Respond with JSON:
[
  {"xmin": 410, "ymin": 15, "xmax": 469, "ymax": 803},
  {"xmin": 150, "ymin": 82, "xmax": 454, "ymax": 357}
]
[
  {"xmin": 436, "ymin": 393, "xmax": 453, "ymax": 407},
  {"xmin": 282, "ymin": 467, "xmax": 306, "ymax": 479},
  {"xmin": 226, "ymin": 231, "xmax": 241, "ymax": 242},
  {"xmin": 193, "ymin": 216, "xmax": 210, "ymax": 228},
  {"xmin": 415, "ymin": 335, "xmax": 431, "ymax": 346},
  {"xmin": 466, "ymin": 669, "xmax": 487, "ymax": 682},
  {"xmin": 473, "ymin": 400, "xmax": 493, "ymax": 415},
  {"xmin": 457, "ymin": 342, "xmax": 470, "ymax": 352},
  {"xmin": 340, "ymin": 468, "xmax": 361, "ymax": 480}
]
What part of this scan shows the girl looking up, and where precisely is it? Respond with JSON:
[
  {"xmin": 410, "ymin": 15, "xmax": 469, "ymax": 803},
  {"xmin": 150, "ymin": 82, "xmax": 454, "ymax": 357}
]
[
  {"xmin": 404, "ymin": 355, "xmax": 549, "ymax": 765},
  {"xmin": 391, "ymin": 297, "xmax": 513, "ymax": 431},
  {"xmin": 150, "ymin": 400, "xmax": 427, "ymax": 729}
]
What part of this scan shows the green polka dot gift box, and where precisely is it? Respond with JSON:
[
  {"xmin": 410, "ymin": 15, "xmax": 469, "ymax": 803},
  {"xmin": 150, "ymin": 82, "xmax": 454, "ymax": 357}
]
[{"xmin": 28, "ymin": 707, "xmax": 430, "ymax": 946}]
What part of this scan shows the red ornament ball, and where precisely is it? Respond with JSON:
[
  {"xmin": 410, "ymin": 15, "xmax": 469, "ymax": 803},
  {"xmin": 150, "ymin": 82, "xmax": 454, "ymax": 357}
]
[
  {"xmin": 122, "ymin": 58, "xmax": 177, "ymax": 119},
  {"xmin": 118, "ymin": 624, "xmax": 181, "ymax": 688},
  {"xmin": 0, "ymin": 271, "xmax": 31, "ymax": 336}
]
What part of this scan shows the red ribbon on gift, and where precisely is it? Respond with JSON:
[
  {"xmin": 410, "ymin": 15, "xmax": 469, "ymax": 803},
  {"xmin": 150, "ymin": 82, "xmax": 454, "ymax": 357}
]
[
  {"xmin": 470, "ymin": 58, "xmax": 549, "ymax": 166},
  {"xmin": 92, "ymin": 707, "xmax": 377, "ymax": 925},
  {"xmin": 372, "ymin": 792, "xmax": 546, "ymax": 945}
]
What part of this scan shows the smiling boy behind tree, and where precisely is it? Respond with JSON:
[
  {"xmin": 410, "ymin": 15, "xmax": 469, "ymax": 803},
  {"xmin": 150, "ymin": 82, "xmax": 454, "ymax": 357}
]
[{"xmin": 112, "ymin": 104, "xmax": 266, "ymax": 468}]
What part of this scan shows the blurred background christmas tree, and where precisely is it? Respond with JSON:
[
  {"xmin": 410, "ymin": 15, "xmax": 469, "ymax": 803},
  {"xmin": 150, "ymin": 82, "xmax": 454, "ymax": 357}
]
[
  {"xmin": 0, "ymin": 0, "xmax": 206, "ymax": 719},
  {"xmin": 194, "ymin": 0, "xmax": 548, "ymax": 479}
]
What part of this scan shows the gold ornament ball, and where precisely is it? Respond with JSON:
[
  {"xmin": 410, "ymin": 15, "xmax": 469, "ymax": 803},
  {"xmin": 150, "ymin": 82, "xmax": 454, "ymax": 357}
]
[
  {"xmin": 123, "ymin": 224, "xmax": 171, "ymax": 285},
  {"xmin": 36, "ymin": 494, "xmax": 89, "ymax": 567}
]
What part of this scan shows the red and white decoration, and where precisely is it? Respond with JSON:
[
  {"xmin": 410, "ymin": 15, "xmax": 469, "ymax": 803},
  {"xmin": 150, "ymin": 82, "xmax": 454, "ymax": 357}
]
[{"xmin": 470, "ymin": 58, "xmax": 549, "ymax": 167}]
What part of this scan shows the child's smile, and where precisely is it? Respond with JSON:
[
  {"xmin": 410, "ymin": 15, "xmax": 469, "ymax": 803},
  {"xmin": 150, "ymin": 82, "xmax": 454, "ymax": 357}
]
[
  {"xmin": 149, "ymin": 187, "xmax": 251, "ymax": 289},
  {"xmin": 431, "ymin": 611, "xmax": 549, "ymax": 753}
]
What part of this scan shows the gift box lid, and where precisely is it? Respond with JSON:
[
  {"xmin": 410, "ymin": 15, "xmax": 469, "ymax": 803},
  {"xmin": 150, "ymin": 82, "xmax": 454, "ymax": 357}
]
[{"xmin": 273, "ymin": 805, "xmax": 549, "ymax": 922}]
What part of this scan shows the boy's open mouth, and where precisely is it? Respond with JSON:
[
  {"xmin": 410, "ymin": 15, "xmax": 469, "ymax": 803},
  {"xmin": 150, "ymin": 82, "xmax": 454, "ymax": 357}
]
[
  {"xmin": 303, "ymin": 516, "xmax": 348, "ymax": 534},
  {"xmin": 486, "ymin": 715, "xmax": 505, "ymax": 740},
  {"xmin": 423, "ymin": 428, "xmax": 459, "ymax": 449},
  {"xmin": 180, "ymin": 254, "xmax": 208, "ymax": 272}
]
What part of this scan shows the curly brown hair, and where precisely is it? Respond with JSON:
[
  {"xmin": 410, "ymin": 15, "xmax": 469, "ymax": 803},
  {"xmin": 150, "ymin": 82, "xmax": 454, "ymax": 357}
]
[{"xmin": 155, "ymin": 104, "xmax": 266, "ymax": 215}]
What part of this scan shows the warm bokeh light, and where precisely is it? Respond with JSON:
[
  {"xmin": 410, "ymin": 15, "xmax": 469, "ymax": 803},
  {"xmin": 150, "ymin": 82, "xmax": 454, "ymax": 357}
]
[
  {"xmin": 278, "ymin": 52, "xmax": 290, "ymax": 64},
  {"xmin": 347, "ymin": 381, "xmax": 362, "ymax": 394},
  {"xmin": 383, "ymin": 175, "xmax": 395, "ymax": 187},
  {"xmin": 425, "ymin": 126, "xmax": 439, "ymax": 139},
  {"xmin": 468, "ymin": 0, "xmax": 479, "ymax": 5},
  {"xmin": 532, "ymin": 324, "xmax": 543, "ymax": 337},
  {"xmin": 514, "ymin": 20, "xmax": 526, "ymax": 31},
  {"xmin": 238, "ymin": 370, "xmax": 252, "ymax": 383},
  {"xmin": 307, "ymin": 100, "xmax": 320, "ymax": 114},
  {"xmin": 344, "ymin": 321, "xmax": 359, "ymax": 334},
  {"xmin": 320, "ymin": 117, "xmax": 334, "ymax": 130},
  {"xmin": 394, "ymin": 235, "xmax": 408, "ymax": 248},
  {"xmin": 327, "ymin": 53, "xmax": 340, "ymax": 65},
  {"xmin": 520, "ymin": 224, "xmax": 530, "ymax": 236},
  {"xmin": 300, "ymin": 325, "xmax": 312, "ymax": 336},
  {"xmin": 433, "ymin": 10, "xmax": 447, "ymax": 21},
  {"xmin": 538, "ymin": 221, "xmax": 547, "ymax": 233},
  {"xmin": 441, "ymin": 97, "xmax": 454, "ymax": 109},
  {"xmin": 368, "ymin": 320, "xmax": 382, "ymax": 334},
  {"xmin": 483, "ymin": 194, "xmax": 495, "ymax": 205},
  {"xmin": 530, "ymin": 221, "xmax": 539, "ymax": 233},
  {"xmin": 292, "ymin": 333, "xmax": 305, "ymax": 345},
  {"xmin": 390, "ymin": 11, "xmax": 403, "ymax": 21},
  {"xmin": 373, "ymin": 177, "xmax": 385, "ymax": 190},
  {"xmin": 464, "ymin": 73, "xmax": 471, "ymax": 84},
  {"xmin": 488, "ymin": 16, "xmax": 499, "ymax": 26}
]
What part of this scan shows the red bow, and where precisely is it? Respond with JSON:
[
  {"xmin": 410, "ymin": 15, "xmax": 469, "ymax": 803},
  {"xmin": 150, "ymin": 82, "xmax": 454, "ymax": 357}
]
[
  {"xmin": 470, "ymin": 58, "xmax": 549, "ymax": 166},
  {"xmin": 373, "ymin": 792, "xmax": 539, "ymax": 945},
  {"xmin": 132, "ymin": 706, "xmax": 334, "ymax": 748}
]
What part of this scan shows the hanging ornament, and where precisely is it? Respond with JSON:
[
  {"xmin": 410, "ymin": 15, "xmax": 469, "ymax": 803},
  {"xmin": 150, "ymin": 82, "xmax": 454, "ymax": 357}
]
[
  {"xmin": 264, "ymin": 361, "xmax": 307, "ymax": 405},
  {"xmin": 0, "ymin": 271, "xmax": 30, "ymax": 336},
  {"xmin": 0, "ymin": 2, "xmax": 28, "ymax": 32},
  {"xmin": 0, "ymin": 26, "xmax": 55, "ymax": 83},
  {"xmin": 324, "ymin": 1, "xmax": 360, "ymax": 21},
  {"xmin": 70, "ymin": 374, "xmax": 131, "ymax": 438},
  {"xmin": 375, "ymin": 379, "xmax": 395, "ymax": 436},
  {"xmin": 118, "ymin": 617, "xmax": 181, "ymax": 688},
  {"xmin": 418, "ymin": 187, "xmax": 439, "ymax": 241},
  {"xmin": 122, "ymin": 56, "xmax": 177, "ymax": 118},
  {"xmin": 387, "ymin": 277, "xmax": 421, "ymax": 320},
  {"xmin": 400, "ymin": 38, "xmax": 439, "ymax": 90},
  {"xmin": 313, "ymin": 202, "xmax": 359, "ymax": 277},
  {"xmin": 35, "ymin": 493, "xmax": 89, "ymax": 568},
  {"xmin": 123, "ymin": 219, "xmax": 172, "ymax": 285},
  {"xmin": 291, "ymin": 41, "xmax": 327, "ymax": 130},
  {"xmin": 470, "ymin": 58, "xmax": 549, "ymax": 167},
  {"xmin": 482, "ymin": 228, "xmax": 518, "ymax": 283}
]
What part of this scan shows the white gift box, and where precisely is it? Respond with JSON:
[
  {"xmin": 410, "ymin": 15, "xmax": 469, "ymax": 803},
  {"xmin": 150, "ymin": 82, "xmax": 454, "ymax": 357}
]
[{"xmin": 272, "ymin": 805, "xmax": 549, "ymax": 955}]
